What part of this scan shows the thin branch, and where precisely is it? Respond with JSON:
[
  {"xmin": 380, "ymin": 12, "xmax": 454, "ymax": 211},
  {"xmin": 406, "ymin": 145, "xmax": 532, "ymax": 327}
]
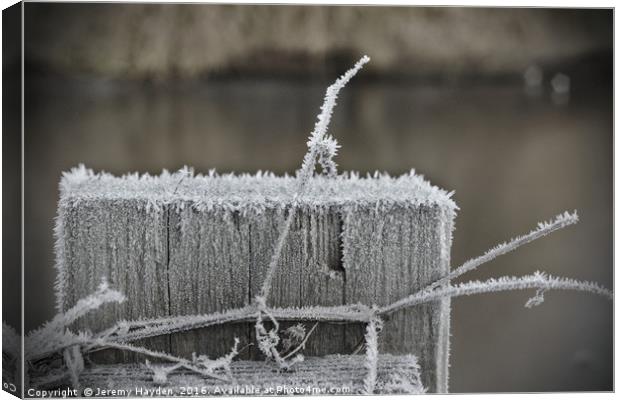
[
  {"xmin": 258, "ymin": 209, "xmax": 297, "ymax": 300},
  {"xmin": 26, "ymin": 304, "xmax": 374, "ymax": 363},
  {"xmin": 363, "ymin": 318, "xmax": 381, "ymax": 394},
  {"xmin": 63, "ymin": 345, "xmax": 84, "ymax": 389},
  {"xmin": 380, "ymin": 271, "xmax": 612, "ymax": 315},
  {"xmin": 28, "ymin": 269, "xmax": 611, "ymax": 368},
  {"xmin": 100, "ymin": 304, "xmax": 374, "ymax": 345},
  {"xmin": 423, "ymin": 211, "xmax": 579, "ymax": 293},
  {"xmin": 193, "ymin": 337, "xmax": 240, "ymax": 376},
  {"xmin": 26, "ymin": 279, "xmax": 125, "ymax": 360},
  {"xmin": 254, "ymin": 297, "xmax": 305, "ymax": 369},
  {"xmin": 99, "ymin": 305, "xmax": 257, "ymax": 334},
  {"xmin": 28, "ymin": 266, "xmax": 612, "ymax": 368},
  {"xmin": 84, "ymin": 340, "xmax": 230, "ymax": 382},
  {"xmin": 31, "ymin": 279, "xmax": 124, "ymax": 338},
  {"xmin": 259, "ymin": 55, "xmax": 370, "ymax": 300},
  {"xmin": 297, "ymin": 55, "xmax": 370, "ymax": 189}
]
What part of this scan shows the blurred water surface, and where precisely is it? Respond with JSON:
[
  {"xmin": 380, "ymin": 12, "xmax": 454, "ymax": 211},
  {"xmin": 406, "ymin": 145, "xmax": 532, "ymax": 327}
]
[{"xmin": 24, "ymin": 74, "xmax": 611, "ymax": 392}]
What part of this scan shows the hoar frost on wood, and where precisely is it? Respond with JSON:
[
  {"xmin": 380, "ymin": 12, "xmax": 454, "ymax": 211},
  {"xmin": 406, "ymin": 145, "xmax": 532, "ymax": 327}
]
[
  {"xmin": 18, "ymin": 56, "xmax": 612, "ymax": 395},
  {"xmin": 32, "ymin": 355, "xmax": 425, "ymax": 395},
  {"xmin": 54, "ymin": 165, "xmax": 456, "ymax": 376}
]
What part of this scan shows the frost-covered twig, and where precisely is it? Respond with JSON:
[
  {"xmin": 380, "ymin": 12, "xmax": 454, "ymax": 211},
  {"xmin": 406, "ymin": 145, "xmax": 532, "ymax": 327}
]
[
  {"xmin": 26, "ymin": 279, "xmax": 125, "ymax": 360},
  {"xmin": 258, "ymin": 210, "xmax": 297, "ymax": 300},
  {"xmin": 25, "ymin": 304, "xmax": 371, "ymax": 361},
  {"xmin": 298, "ymin": 55, "xmax": 370, "ymax": 186},
  {"xmin": 26, "ymin": 264, "xmax": 612, "ymax": 389},
  {"xmin": 44, "ymin": 279, "xmax": 124, "ymax": 334},
  {"xmin": 143, "ymin": 338, "xmax": 240, "ymax": 385},
  {"xmin": 363, "ymin": 317, "xmax": 382, "ymax": 394},
  {"xmin": 249, "ymin": 56, "xmax": 371, "ymax": 371},
  {"xmin": 63, "ymin": 346, "xmax": 84, "ymax": 389},
  {"xmin": 85, "ymin": 340, "xmax": 230, "ymax": 382},
  {"xmin": 423, "ymin": 211, "xmax": 579, "ymax": 293},
  {"xmin": 97, "ymin": 305, "xmax": 258, "ymax": 342},
  {"xmin": 282, "ymin": 322, "xmax": 318, "ymax": 361},
  {"xmin": 254, "ymin": 297, "xmax": 304, "ymax": 369},
  {"xmin": 259, "ymin": 55, "xmax": 370, "ymax": 300},
  {"xmin": 381, "ymin": 271, "xmax": 612, "ymax": 315},
  {"xmin": 28, "ymin": 264, "xmax": 611, "ymax": 386},
  {"xmin": 96, "ymin": 304, "xmax": 373, "ymax": 345},
  {"xmin": 193, "ymin": 337, "xmax": 240, "ymax": 376}
]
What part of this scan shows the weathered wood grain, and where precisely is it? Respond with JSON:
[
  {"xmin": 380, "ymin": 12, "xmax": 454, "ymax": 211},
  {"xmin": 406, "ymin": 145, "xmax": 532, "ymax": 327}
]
[
  {"xmin": 298, "ymin": 207, "xmax": 346, "ymax": 356},
  {"xmin": 342, "ymin": 204, "xmax": 453, "ymax": 392},
  {"xmin": 55, "ymin": 169, "xmax": 456, "ymax": 392},
  {"xmin": 246, "ymin": 207, "xmax": 346, "ymax": 358},
  {"xmin": 32, "ymin": 355, "xmax": 424, "ymax": 395},
  {"xmin": 59, "ymin": 200, "xmax": 170, "ymax": 362},
  {"xmin": 167, "ymin": 206, "xmax": 251, "ymax": 359}
]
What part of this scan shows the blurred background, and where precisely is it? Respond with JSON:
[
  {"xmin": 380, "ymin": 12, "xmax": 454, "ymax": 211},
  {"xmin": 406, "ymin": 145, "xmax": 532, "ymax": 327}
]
[{"xmin": 19, "ymin": 3, "xmax": 612, "ymax": 393}]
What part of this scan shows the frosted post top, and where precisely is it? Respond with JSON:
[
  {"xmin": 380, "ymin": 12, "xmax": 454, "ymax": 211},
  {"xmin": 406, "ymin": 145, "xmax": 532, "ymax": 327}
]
[{"xmin": 59, "ymin": 165, "xmax": 457, "ymax": 211}]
